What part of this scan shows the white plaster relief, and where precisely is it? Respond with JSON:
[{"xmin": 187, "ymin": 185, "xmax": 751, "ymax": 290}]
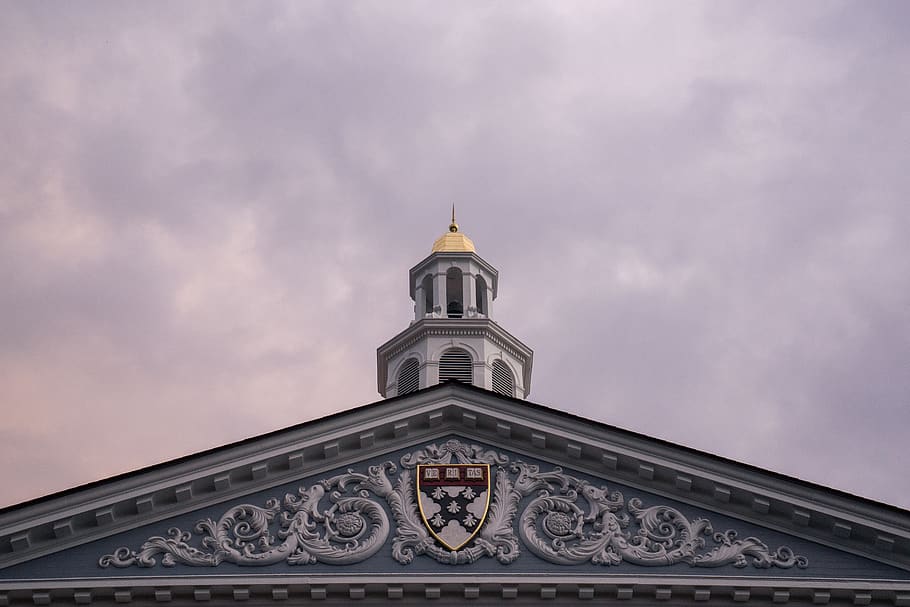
[{"xmin": 100, "ymin": 440, "xmax": 808, "ymax": 570}]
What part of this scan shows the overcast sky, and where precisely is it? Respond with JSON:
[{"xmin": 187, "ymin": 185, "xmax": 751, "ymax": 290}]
[{"xmin": 1, "ymin": 1, "xmax": 908, "ymax": 510}]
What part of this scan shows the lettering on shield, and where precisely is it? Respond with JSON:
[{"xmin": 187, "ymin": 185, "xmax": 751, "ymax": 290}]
[{"xmin": 416, "ymin": 464, "xmax": 491, "ymax": 551}]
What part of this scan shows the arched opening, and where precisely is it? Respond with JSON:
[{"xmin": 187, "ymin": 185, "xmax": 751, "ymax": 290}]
[
  {"xmin": 491, "ymin": 359, "xmax": 514, "ymax": 397},
  {"xmin": 439, "ymin": 348, "xmax": 473, "ymax": 384},
  {"xmin": 475, "ymin": 275, "xmax": 487, "ymax": 315},
  {"xmin": 446, "ymin": 267, "xmax": 463, "ymax": 318},
  {"xmin": 397, "ymin": 358, "xmax": 420, "ymax": 395},
  {"xmin": 421, "ymin": 274, "xmax": 434, "ymax": 315}
]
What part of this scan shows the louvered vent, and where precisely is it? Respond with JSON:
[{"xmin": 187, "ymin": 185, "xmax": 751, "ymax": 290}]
[
  {"xmin": 397, "ymin": 358, "xmax": 420, "ymax": 395},
  {"xmin": 439, "ymin": 349, "xmax": 473, "ymax": 384},
  {"xmin": 491, "ymin": 359, "xmax": 514, "ymax": 396}
]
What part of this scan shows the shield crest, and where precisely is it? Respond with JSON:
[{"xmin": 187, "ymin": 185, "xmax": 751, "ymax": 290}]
[{"xmin": 417, "ymin": 463, "xmax": 491, "ymax": 551}]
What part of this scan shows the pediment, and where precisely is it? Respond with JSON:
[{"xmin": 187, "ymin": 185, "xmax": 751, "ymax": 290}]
[
  {"xmin": 3, "ymin": 383, "xmax": 910, "ymax": 603},
  {"xmin": 3, "ymin": 434, "xmax": 905, "ymax": 578}
]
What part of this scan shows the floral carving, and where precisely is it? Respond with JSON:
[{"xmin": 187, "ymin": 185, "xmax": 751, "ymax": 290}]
[
  {"xmin": 100, "ymin": 440, "xmax": 808, "ymax": 570},
  {"xmin": 515, "ymin": 464, "xmax": 808, "ymax": 569},
  {"xmin": 99, "ymin": 471, "xmax": 390, "ymax": 568},
  {"xmin": 400, "ymin": 439, "xmax": 509, "ymax": 468}
]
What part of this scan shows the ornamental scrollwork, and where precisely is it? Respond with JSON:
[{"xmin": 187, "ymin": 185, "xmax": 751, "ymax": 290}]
[
  {"xmin": 100, "ymin": 439, "xmax": 808, "ymax": 570},
  {"xmin": 99, "ymin": 468, "xmax": 391, "ymax": 568},
  {"xmin": 388, "ymin": 439, "xmax": 519, "ymax": 565},
  {"xmin": 400, "ymin": 439, "xmax": 509, "ymax": 468},
  {"xmin": 514, "ymin": 463, "xmax": 808, "ymax": 568}
]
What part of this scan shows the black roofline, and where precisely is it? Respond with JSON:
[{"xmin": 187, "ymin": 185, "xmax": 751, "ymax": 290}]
[{"xmin": 3, "ymin": 381, "xmax": 907, "ymax": 518}]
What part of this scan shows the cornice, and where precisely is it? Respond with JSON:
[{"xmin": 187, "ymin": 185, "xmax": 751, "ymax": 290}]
[
  {"xmin": 2, "ymin": 574, "xmax": 910, "ymax": 605},
  {"xmin": 1, "ymin": 384, "xmax": 908, "ymax": 576},
  {"xmin": 376, "ymin": 318, "xmax": 534, "ymax": 391},
  {"xmin": 444, "ymin": 391, "xmax": 910, "ymax": 571},
  {"xmin": 379, "ymin": 319, "xmax": 532, "ymax": 360},
  {"xmin": 0, "ymin": 394, "xmax": 460, "ymax": 569}
]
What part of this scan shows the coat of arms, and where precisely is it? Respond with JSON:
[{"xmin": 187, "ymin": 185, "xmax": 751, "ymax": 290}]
[
  {"xmin": 416, "ymin": 463, "xmax": 490, "ymax": 550},
  {"xmin": 99, "ymin": 439, "xmax": 808, "ymax": 569}
]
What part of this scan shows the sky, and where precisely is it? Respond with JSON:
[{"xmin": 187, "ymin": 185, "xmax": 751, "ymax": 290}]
[{"xmin": 1, "ymin": 1, "xmax": 909, "ymax": 510}]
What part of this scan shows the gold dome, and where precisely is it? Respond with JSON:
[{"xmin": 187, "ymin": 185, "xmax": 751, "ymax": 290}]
[{"xmin": 431, "ymin": 207, "xmax": 475, "ymax": 253}]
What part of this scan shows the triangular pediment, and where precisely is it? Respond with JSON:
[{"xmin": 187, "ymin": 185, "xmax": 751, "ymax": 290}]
[{"xmin": 3, "ymin": 383, "xmax": 910, "ymax": 604}]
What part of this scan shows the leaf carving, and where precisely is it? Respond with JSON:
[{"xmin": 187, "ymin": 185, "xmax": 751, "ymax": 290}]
[{"xmin": 100, "ymin": 439, "xmax": 808, "ymax": 570}]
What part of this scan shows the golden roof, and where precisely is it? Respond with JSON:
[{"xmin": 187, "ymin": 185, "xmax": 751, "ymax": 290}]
[{"xmin": 431, "ymin": 206, "xmax": 475, "ymax": 253}]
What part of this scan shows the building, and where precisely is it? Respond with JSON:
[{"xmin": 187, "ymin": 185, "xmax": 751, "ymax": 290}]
[{"xmin": 1, "ymin": 218, "xmax": 909, "ymax": 604}]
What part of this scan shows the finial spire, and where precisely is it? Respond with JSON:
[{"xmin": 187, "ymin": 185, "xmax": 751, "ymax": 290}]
[
  {"xmin": 449, "ymin": 204, "xmax": 458, "ymax": 233},
  {"xmin": 431, "ymin": 206, "xmax": 474, "ymax": 252}
]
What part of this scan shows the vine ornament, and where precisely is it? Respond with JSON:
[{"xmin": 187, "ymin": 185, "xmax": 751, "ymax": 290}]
[{"xmin": 100, "ymin": 439, "xmax": 808, "ymax": 570}]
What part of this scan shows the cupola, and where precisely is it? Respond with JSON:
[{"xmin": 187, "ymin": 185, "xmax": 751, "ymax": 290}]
[{"xmin": 377, "ymin": 211, "xmax": 533, "ymax": 399}]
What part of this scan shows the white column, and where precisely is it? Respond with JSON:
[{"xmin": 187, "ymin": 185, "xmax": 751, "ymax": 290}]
[
  {"xmin": 434, "ymin": 271, "xmax": 445, "ymax": 317},
  {"xmin": 415, "ymin": 283, "xmax": 426, "ymax": 319},
  {"xmin": 419, "ymin": 361, "xmax": 430, "ymax": 390},
  {"xmin": 484, "ymin": 277, "xmax": 493, "ymax": 318},
  {"xmin": 425, "ymin": 360, "xmax": 439, "ymax": 386},
  {"xmin": 478, "ymin": 360, "xmax": 491, "ymax": 390},
  {"xmin": 464, "ymin": 273, "xmax": 476, "ymax": 317}
]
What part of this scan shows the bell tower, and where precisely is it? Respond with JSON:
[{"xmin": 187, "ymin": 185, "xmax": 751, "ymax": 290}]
[{"xmin": 377, "ymin": 210, "xmax": 533, "ymax": 398}]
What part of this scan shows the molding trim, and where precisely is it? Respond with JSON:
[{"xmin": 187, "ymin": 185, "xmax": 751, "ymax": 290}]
[
  {"xmin": 376, "ymin": 318, "xmax": 534, "ymax": 392},
  {"xmin": 96, "ymin": 439, "xmax": 806, "ymax": 571},
  {"xmin": 1, "ymin": 384, "xmax": 908, "ymax": 574},
  {"xmin": 2, "ymin": 574, "xmax": 910, "ymax": 605}
]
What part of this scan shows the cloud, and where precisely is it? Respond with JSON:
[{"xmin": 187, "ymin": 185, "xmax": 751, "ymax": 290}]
[{"xmin": 0, "ymin": 2, "xmax": 908, "ymax": 509}]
